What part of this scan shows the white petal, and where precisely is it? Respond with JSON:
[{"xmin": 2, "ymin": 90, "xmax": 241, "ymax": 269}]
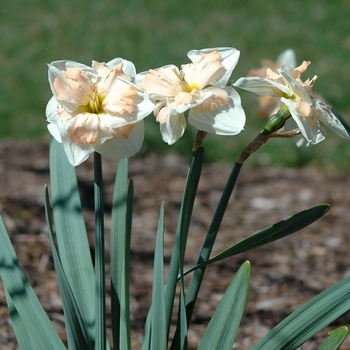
[
  {"xmin": 46, "ymin": 96, "xmax": 60, "ymax": 123},
  {"xmin": 313, "ymin": 100, "xmax": 350, "ymax": 140},
  {"xmin": 282, "ymin": 98, "xmax": 325, "ymax": 145},
  {"xmin": 189, "ymin": 87, "xmax": 245, "ymax": 135},
  {"xmin": 187, "ymin": 47, "xmax": 240, "ymax": 88},
  {"xmin": 107, "ymin": 58, "xmax": 137, "ymax": 78},
  {"xmin": 276, "ymin": 49, "xmax": 296, "ymax": 68},
  {"xmin": 47, "ymin": 124, "xmax": 62, "ymax": 143},
  {"xmin": 106, "ymin": 57, "xmax": 124, "ymax": 68},
  {"xmin": 234, "ymin": 77, "xmax": 292, "ymax": 97},
  {"xmin": 48, "ymin": 60, "xmax": 98, "ymax": 86},
  {"xmin": 95, "ymin": 121, "xmax": 145, "ymax": 158},
  {"xmin": 60, "ymin": 132, "xmax": 94, "ymax": 166},
  {"xmin": 160, "ymin": 112, "xmax": 186, "ymax": 145},
  {"xmin": 279, "ymin": 66, "xmax": 311, "ymax": 103}
]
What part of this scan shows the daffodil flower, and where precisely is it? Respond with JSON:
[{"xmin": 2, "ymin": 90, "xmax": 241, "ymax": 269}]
[
  {"xmin": 234, "ymin": 61, "xmax": 350, "ymax": 146},
  {"xmin": 247, "ymin": 49, "xmax": 296, "ymax": 118},
  {"xmin": 138, "ymin": 47, "xmax": 246, "ymax": 145},
  {"xmin": 46, "ymin": 58, "xmax": 154, "ymax": 166}
]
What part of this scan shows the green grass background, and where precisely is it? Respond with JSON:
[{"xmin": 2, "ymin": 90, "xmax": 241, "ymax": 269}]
[{"xmin": 1, "ymin": 0, "xmax": 350, "ymax": 169}]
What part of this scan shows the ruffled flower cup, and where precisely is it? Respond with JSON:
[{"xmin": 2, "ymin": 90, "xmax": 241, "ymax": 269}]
[
  {"xmin": 234, "ymin": 61, "xmax": 350, "ymax": 146},
  {"xmin": 137, "ymin": 47, "xmax": 246, "ymax": 144},
  {"xmin": 46, "ymin": 58, "xmax": 154, "ymax": 166}
]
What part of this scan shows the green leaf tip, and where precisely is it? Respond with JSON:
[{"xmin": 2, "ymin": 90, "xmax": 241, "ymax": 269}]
[{"xmin": 318, "ymin": 326, "xmax": 348, "ymax": 350}]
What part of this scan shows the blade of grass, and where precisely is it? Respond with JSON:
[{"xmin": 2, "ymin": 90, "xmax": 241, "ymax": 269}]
[
  {"xmin": 184, "ymin": 203, "xmax": 330, "ymax": 275},
  {"xmin": 93, "ymin": 152, "xmax": 106, "ymax": 350},
  {"xmin": 318, "ymin": 326, "xmax": 348, "ymax": 350},
  {"xmin": 0, "ymin": 215, "xmax": 66, "ymax": 349},
  {"xmin": 198, "ymin": 261, "xmax": 250, "ymax": 350},
  {"xmin": 50, "ymin": 137, "xmax": 95, "ymax": 344},
  {"xmin": 165, "ymin": 147, "xmax": 203, "ymax": 339},
  {"xmin": 149, "ymin": 203, "xmax": 167, "ymax": 350},
  {"xmin": 110, "ymin": 158, "xmax": 133, "ymax": 350},
  {"xmin": 45, "ymin": 186, "xmax": 92, "ymax": 350},
  {"xmin": 251, "ymin": 275, "xmax": 350, "ymax": 350}
]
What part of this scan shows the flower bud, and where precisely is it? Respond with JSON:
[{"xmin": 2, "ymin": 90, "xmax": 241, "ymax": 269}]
[{"xmin": 261, "ymin": 104, "xmax": 291, "ymax": 135}]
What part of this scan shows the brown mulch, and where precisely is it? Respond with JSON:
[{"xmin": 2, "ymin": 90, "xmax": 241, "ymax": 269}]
[{"xmin": 1, "ymin": 139, "xmax": 350, "ymax": 349}]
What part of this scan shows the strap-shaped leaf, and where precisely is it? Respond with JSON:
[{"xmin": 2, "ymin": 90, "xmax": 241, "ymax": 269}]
[
  {"xmin": 198, "ymin": 261, "xmax": 250, "ymax": 350},
  {"xmin": 0, "ymin": 215, "xmax": 66, "ymax": 349},
  {"xmin": 45, "ymin": 186, "xmax": 92, "ymax": 350},
  {"xmin": 110, "ymin": 158, "xmax": 133, "ymax": 350},
  {"xmin": 149, "ymin": 203, "xmax": 167, "ymax": 350},
  {"xmin": 184, "ymin": 204, "xmax": 330, "ymax": 275},
  {"xmin": 5, "ymin": 290, "xmax": 39, "ymax": 350},
  {"xmin": 251, "ymin": 276, "xmax": 350, "ymax": 349},
  {"xmin": 318, "ymin": 326, "xmax": 348, "ymax": 350},
  {"xmin": 49, "ymin": 138, "xmax": 95, "ymax": 344}
]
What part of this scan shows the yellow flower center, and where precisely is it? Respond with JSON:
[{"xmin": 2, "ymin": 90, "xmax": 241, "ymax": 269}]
[{"xmin": 88, "ymin": 87, "xmax": 104, "ymax": 114}]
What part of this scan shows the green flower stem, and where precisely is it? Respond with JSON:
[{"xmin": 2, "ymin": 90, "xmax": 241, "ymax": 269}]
[
  {"xmin": 182, "ymin": 160, "xmax": 243, "ymax": 328},
  {"xmin": 94, "ymin": 152, "xmax": 106, "ymax": 350}
]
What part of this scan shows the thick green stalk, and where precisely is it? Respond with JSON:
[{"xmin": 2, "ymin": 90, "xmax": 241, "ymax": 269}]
[{"xmin": 94, "ymin": 152, "xmax": 106, "ymax": 350}]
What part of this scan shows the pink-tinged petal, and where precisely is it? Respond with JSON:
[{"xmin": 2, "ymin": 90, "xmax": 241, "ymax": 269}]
[
  {"xmin": 189, "ymin": 87, "xmax": 245, "ymax": 135},
  {"xmin": 67, "ymin": 113, "xmax": 115, "ymax": 145},
  {"xmin": 103, "ymin": 82, "xmax": 154, "ymax": 126},
  {"xmin": 256, "ymin": 96, "xmax": 281, "ymax": 118},
  {"xmin": 51, "ymin": 67, "xmax": 92, "ymax": 111},
  {"xmin": 104, "ymin": 82, "xmax": 138, "ymax": 115},
  {"xmin": 160, "ymin": 112, "xmax": 186, "ymax": 145},
  {"xmin": 313, "ymin": 100, "xmax": 350, "ymax": 140},
  {"xmin": 93, "ymin": 61, "xmax": 130, "ymax": 95},
  {"xmin": 234, "ymin": 77, "xmax": 292, "ymax": 97},
  {"xmin": 182, "ymin": 51, "xmax": 225, "ymax": 90},
  {"xmin": 174, "ymin": 90, "xmax": 212, "ymax": 114},
  {"xmin": 187, "ymin": 47, "xmax": 240, "ymax": 87},
  {"xmin": 95, "ymin": 121, "xmax": 145, "ymax": 158},
  {"xmin": 140, "ymin": 66, "xmax": 184, "ymax": 99},
  {"xmin": 294, "ymin": 100, "xmax": 312, "ymax": 117}
]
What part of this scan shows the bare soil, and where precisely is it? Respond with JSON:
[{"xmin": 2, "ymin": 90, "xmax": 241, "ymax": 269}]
[{"xmin": 1, "ymin": 139, "xmax": 350, "ymax": 349}]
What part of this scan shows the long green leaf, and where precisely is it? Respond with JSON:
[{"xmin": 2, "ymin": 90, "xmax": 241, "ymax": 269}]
[
  {"xmin": 110, "ymin": 158, "xmax": 133, "ymax": 350},
  {"xmin": 184, "ymin": 204, "xmax": 330, "ymax": 275},
  {"xmin": 149, "ymin": 203, "xmax": 167, "ymax": 350},
  {"xmin": 5, "ymin": 290, "xmax": 38, "ymax": 350},
  {"xmin": 198, "ymin": 261, "xmax": 250, "ymax": 350},
  {"xmin": 251, "ymin": 275, "xmax": 350, "ymax": 350},
  {"xmin": 45, "ymin": 186, "xmax": 92, "ymax": 350},
  {"xmin": 318, "ymin": 326, "xmax": 348, "ymax": 350},
  {"xmin": 49, "ymin": 138, "xmax": 95, "ymax": 345},
  {"xmin": 0, "ymin": 215, "xmax": 66, "ymax": 349},
  {"xmin": 165, "ymin": 147, "xmax": 203, "ymax": 339}
]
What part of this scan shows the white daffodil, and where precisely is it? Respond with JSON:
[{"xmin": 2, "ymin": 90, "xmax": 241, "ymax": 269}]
[
  {"xmin": 46, "ymin": 58, "xmax": 154, "ymax": 166},
  {"xmin": 247, "ymin": 49, "xmax": 296, "ymax": 118},
  {"xmin": 234, "ymin": 61, "xmax": 350, "ymax": 146},
  {"xmin": 138, "ymin": 47, "xmax": 246, "ymax": 145}
]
